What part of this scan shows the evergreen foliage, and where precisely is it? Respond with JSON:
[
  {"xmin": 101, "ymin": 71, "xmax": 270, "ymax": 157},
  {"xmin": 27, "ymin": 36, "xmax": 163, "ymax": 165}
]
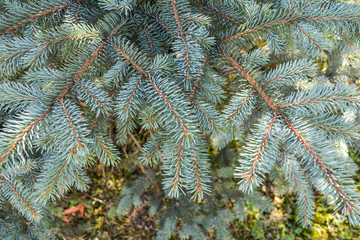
[{"xmin": 1, "ymin": 0, "xmax": 360, "ymax": 238}]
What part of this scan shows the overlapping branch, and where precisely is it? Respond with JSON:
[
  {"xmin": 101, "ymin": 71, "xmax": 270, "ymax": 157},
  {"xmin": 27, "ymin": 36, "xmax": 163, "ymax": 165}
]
[{"xmin": 221, "ymin": 49, "xmax": 357, "ymax": 214}]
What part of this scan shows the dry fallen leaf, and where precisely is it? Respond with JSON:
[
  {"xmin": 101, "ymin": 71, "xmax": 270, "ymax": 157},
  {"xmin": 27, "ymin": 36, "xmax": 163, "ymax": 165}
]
[{"xmin": 63, "ymin": 203, "xmax": 85, "ymax": 217}]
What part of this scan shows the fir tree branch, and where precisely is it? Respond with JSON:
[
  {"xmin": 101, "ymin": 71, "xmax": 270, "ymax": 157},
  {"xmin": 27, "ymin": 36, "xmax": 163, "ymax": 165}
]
[
  {"xmin": 193, "ymin": 80, "xmax": 220, "ymax": 101},
  {"xmin": 219, "ymin": 3, "xmax": 360, "ymax": 45},
  {"xmin": 0, "ymin": 33, "xmax": 99, "ymax": 64},
  {"xmin": 171, "ymin": 0, "xmax": 185, "ymax": 36},
  {"xmin": 0, "ymin": 110, "xmax": 49, "ymax": 165},
  {"xmin": 43, "ymin": 158, "xmax": 69, "ymax": 197},
  {"xmin": 0, "ymin": 1, "xmax": 75, "ymax": 35},
  {"xmin": 297, "ymin": 118, "xmax": 353, "ymax": 137},
  {"xmin": 74, "ymin": 80, "xmax": 106, "ymax": 110},
  {"xmin": 172, "ymin": 137, "xmax": 184, "ymax": 191},
  {"xmin": 279, "ymin": 96, "xmax": 357, "ymax": 108},
  {"xmin": 281, "ymin": 152, "xmax": 314, "ymax": 225},
  {"xmin": 3, "ymin": 162, "xmax": 36, "ymax": 177},
  {"xmin": 242, "ymin": 113, "xmax": 278, "ymax": 184},
  {"xmin": 142, "ymin": 26, "xmax": 155, "ymax": 57},
  {"xmin": 291, "ymin": 22, "xmax": 324, "ymax": 53},
  {"xmin": 171, "ymin": 0, "xmax": 191, "ymax": 80},
  {"xmin": 208, "ymin": 4, "xmax": 241, "ymax": 26},
  {"xmin": 107, "ymin": 60, "xmax": 131, "ymax": 97},
  {"xmin": 143, "ymin": 137, "xmax": 166, "ymax": 165},
  {"xmin": 149, "ymin": 79, "xmax": 189, "ymax": 135},
  {"xmin": 124, "ymin": 76, "xmax": 143, "ymax": 111},
  {"xmin": 59, "ymin": 99, "xmax": 83, "ymax": 149},
  {"xmin": 148, "ymin": 78, "xmax": 189, "ymax": 135},
  {"xmin": 94, "ymin": 135, "xmax": 111, "ymax": 155},
  {"xmin": 112, "ymin": 43, "xmax": 189, "ymax": 135},
  {"xmin": 1, "ymin": 0, "xmax": 360, "ymax": 230},
  {"xmin": 263, "ymin": 65, "xmax": 312, "ymax": 85},
  {"xmin": 189, "ymin": 54, "xmax": 209, "ymax": 100},
  {"xmin": 228, "ymin": 89, "xmax": 255, "ymax": 123},
  {"xmin": 56, "ymin": 42, "xmax": 106, "ymax": 101},
  {"xmin": 56, "ymin": 22, "xmax": 124, "ymax": 100},
  {"xmin": 28, "ymin": 226, "xmax": 51, "ymax": 240},
  {"xmin": 74, "ymin": 43, "xmax": 106, "ymax": 81},
  {"xmin": 191, "ymin": 148, "xmax": 202, "ymax": 196},
  {"xmin": 307, "ymin": 16, "xmax": 360, "ymax": 22},
  {"xmin": 74, "ymin": 2, "xmax": 82, "ymax": 24},
  {"xmin": 0, "ymin": 48, "xmax": 31, "ymax": 63},
  {"xmin": 284, "ymin": 119, "xmax": 355, "ymax": 214},
  {"xmin": 220, "ymin": 50, "xmax": 281, "ymax": 114},
  {"xmin": 222, "ymin": 49, "xmax": 357, "ymax": 214},
  {"xmin": 1, "ymin": 176, "xmax": 40, "ymax": 219},
  {"xmin": 219, "ymin": 18, "xmax": 296, "ymax": 44},
  {"xmin": 142, "ymin": 8, "xmax": 171, "ymax": 33},
  {"xmin": 91, "ymin": 133, "xmax": 119, "ymax": 166},
  {"xmin": 190, "ymin": 100, "xmax": 220, "ymax": 133},
  {"xmin": 338, "ymin": 30, "xmax": 353, "ymax": 47}
]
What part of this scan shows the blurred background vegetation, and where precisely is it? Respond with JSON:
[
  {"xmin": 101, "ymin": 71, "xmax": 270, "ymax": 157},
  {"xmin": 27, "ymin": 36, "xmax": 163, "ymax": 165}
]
[{"xmin": 47, "ymin": 147, "xmax": 360, "ymax": 240}]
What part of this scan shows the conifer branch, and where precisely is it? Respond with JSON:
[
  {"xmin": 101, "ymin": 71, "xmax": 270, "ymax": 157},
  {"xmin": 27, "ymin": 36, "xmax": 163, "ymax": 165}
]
[
  {"xmin": 94, "ymin": 135, "xmax": 112, "ymax": 157},
  {"xmin": 1, "ymin": 177, "xmax": 40, "ymax": 219},
  {"xmin": 242, "ymin": 113, "xmax": 278, "ymax": 184},
  {"xmin": 74, "ymin": 2, "xmax": 82, "ymax": 24},
  {"xmin": 189, "ymin": 55, "xmax": 209, "ymax": 100},
  {"xmin": 55, "ymin": 22, "xmax": 124, "ymax": 101},
  {"xmin": 190, "ymin": 100, "xmax": 220, "ymax": 132},
  {"xmin": 171, "ymin": 0, "xmax": 191, "ymax": 80},
  {"xmin": 43, "ymin": 158, "xmax": 69, "ymax": 197},
  {"xmin": 298, "ymin": 118, "xmax": 352, "ymax": 137},
  {"xmin": 107, "ymin": 61, "xmax": 131, "ymax": 96},
  {"xmin": 228, "ymin": 89, "xmax": 255, "ymax": 123},
  {"xmin": 208, "ymin": 5, "xmax": 241, "ymax": 26},
  {"xmin": 219, "ymin": 5, "xmax": 360, "ymax": 45},
  {"xmin": 56, "ymin": 22, "xmax": 124, "ymax": 101},
  {"xmin": 124, "ymin": 76, "xmax": 143, "ymax": 111},
  {"xmin": 171, "ymin": 0, "xmax": 185, "ymax": 37},
  {"xmin": 193, "ymin": 80, "xmax": 220, "ymax": 101},
  {"xmin": 56, "ymin": 42, "xmax": 106, "ymax": 101},
  {"xmin": 279, "ymin": 96, "xmax": 357, "ymax": 108},
  {"xmin": 281, "ymin": 152, "xmax": 314, "ymax": 225},
  {"xmin": 148, "ymin": 78, "xmax": 189, "ymax": 135},
  {"xmin": 28, "ymin": 226, "xmax": 51, "ymax": 240},
  {"xmin": 284, "ymin": 119, "xmax": 355, "ymax": 214},
  {"xmin": 2, "ymin": 0, "xmax": 360, "ymax": 231},
  {"xmin": 143, "ymin": 26, "xmax": 155, "ymax": 57},
  {"xmin": 191, "ymin": 148, "xmax": 202, "ymax": 197},
  {"xmin": 291, "ymin": 22, "xmax": 324, "ymax": 53},
  {"xmin": 0, "ymin": 110, "xmax": 49, "ymax": 165},
  {"xmin": 222, "ymin": 49, "xmax": 357, "ymax": 214},
  {"xmin": 338, "ymin": 30, "xmax": 353, "ymax": 47},
  {"xmin": 0, "ymin": 33, "xmax": 98, "ymax": 65},
  {"xmin": 143, "ymin": 137, "xmax": 166, "ymax": 165},
  {"xmin": 263, "ymin": 65, "xmax": 313, "ymax": 85},
  {"xmin": 0, "ymin": 48, "xmax": 30, "ymax": 63},
  {"xmin": 307, "ymin": 16, "xmax": 360, "ymax": 22},
  {"xmin": 74, "ymin": 80, "xmax": 106, "ymax": 109},
  {"xmin": 74, "ymin": 43, "xmax": 106, "ymax": 81},
  {"xmin": 220, "ymin": 50, "xmax": 281, "ymax": 114},
  {"xmin": 142, "ymin": 9, "xmax": 171, "ymax": 33},
  {"xmin": 172, "ymin": 137, "xmax": 184, "ymax": 191},
  {"xmin": 219, "ymin": 18, "xmax": 295, "ymax": 44},
  {"xmin": 0, "ymin": 1, "xmax": 75, "ymax": 35},
  {"xmin": 4, "ymin": 162, "xmax": 36, "ymax": 177},
  {"xmin": 59, "ymin": 100, "xmax": 83, "ymax": 149},
  {"xmin": 112, "ymin": 43, "xmax": 189, "ymax": 135}
]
